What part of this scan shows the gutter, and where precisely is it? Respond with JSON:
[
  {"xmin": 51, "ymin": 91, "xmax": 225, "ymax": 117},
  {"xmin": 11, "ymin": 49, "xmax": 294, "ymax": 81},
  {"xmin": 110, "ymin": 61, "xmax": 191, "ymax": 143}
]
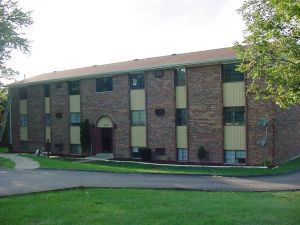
[{"xmin": 7, "ymin": 57, "xmax": 239, "ymax": 87}]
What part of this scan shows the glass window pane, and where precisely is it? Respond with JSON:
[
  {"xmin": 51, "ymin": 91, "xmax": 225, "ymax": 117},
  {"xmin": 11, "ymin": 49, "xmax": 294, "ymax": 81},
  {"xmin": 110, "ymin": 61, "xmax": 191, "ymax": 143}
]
[
  {"xmin": 175, "ymin": 68, "xmax": 186, "ymax": 86},
  {"xmin": 223, "ymin": 63, "xmax": 244, "ymax": 82},
  {"xmin": 45, "ymin": 113, "xmax": 51, "ymax": 126},
  {"xmin": 130, "ymin": 74, "xmax": 144, "ymax": 89},
  {"xmin": 235, "ymin": 107, "xmax": 245, "ymax": 125},
  {"xmin": 131, "ymin": 110, "xmax": 145, "ymax": 126},
  {"xmin": 177, "ymin": 148, "xmax": 188, "ymax": 161},
  {"xmin": 68, "ymin": 81, "xmax": 80, "ymax": 95},
  {"xmin": 70, "ymin": 112, "xmax": 80, "ymax": 126},
  {"xmin": 224, "ymin": 107, "xmax": 234, "ymax": 125},
  {"xmin": 176, "ymin": 109, "xmax": 187, "ymax": 126},
  {"xmin": 225, "ymin": 151, "xmax": 235, "ymax": 164}
]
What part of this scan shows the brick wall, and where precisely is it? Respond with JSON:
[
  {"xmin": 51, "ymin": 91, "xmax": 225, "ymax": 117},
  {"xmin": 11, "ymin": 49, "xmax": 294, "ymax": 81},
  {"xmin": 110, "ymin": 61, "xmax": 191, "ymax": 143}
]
[
  {"xmin": 274, "ymin": 106, "xmax": 300, "ymax": 165},
  {"xmin": 80, "ymin": 75, "xmax": 130, "ymax": 158},
  {"xmin": 50, "ymin": 82, "xmax": 70, "ymax": 154},
  {"xmin": 187, "ymin": 65, "xmax": 224, "ymax": 163},
  {"xmin": 146, "ymin": 70, "xmax": 176, "ymax": 161},
  {"xmin": 10, "ymin": 88, "xmax": 20, "ymax": 151},
  {"xmin": 27, "ymin": 85, "xmax": 45, "ymax": 150}
]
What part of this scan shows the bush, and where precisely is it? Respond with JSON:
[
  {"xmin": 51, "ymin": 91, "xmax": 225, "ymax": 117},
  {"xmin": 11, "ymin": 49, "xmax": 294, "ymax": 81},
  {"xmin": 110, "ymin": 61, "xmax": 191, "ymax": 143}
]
[
  {"xmin": 198, "ymin": 145, "xmax": 208, "ymax": 160},
  {"xmin": 139, "ymin": 147, "xmax": 151, "ymax": 161}
]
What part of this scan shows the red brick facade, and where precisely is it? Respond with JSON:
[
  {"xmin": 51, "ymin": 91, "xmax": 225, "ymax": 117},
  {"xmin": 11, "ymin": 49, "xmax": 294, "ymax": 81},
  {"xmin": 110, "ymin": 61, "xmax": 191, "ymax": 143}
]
[{"xmin": 9, "ymin": 64, "xmax": 300, "ymax": 166}]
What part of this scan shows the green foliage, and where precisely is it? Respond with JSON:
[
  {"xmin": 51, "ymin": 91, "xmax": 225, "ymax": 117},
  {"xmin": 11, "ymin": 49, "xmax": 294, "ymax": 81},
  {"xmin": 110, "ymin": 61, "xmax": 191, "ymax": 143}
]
[
  {"xmin": 138, "ymin": 147, "xmax": 152, "ymax": 161},
  {"xmin": 197, "ymin": 145, "xmax": 208, "ymax": 160},
  {"xmin": 0, "ymin": 88, "xmax": 9, "ymax": 145},
  {"xmin": 0, "ymin": 156, "xmax": 15, "ymax": 168},
  {"xmin": 234, "ymin": 0, "xmax": 300, "ymax": 108},
  {"xmin": 0, "ymin": 0, "xmax": 33, "ymax": 83},
  {"xmin": 80, "ymin": 119, "xmax": 90, "ymax": 154}
]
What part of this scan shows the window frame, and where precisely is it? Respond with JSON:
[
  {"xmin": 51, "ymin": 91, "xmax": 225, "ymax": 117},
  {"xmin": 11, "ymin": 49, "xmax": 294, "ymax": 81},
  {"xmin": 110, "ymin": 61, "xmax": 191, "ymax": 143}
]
[
  {"xmin": 129, "ymin": 73, "xmax": 145, "ymax": 89},
  {"xmin": 131, "ymin": 110, "xmax": 145, "ymax": 126},
  {"xmin": 175, "ymin": 68, "xmax": 186, "ymax": 86},
  {"xmin": 222, "ymin": 63, "xmax": 244, "ymax": 83},
  {"xmin": 177, "ymin": 148, "xmax": 188, "ymax": 161},
  {"xmin": 224, "ymin": 106, "xmax": 245, "ymax": 125},
  {"xmin": 20, "ymin": 114, "xmax": 28, "ymax": 127},
  {"xmin": 224, "ymin": 150, "xmax": 246, "ymax": 164},
  {"xmin": 68, "ymin": 80, "xmax": 80, "ymax": 95},
  {"xmin": 45, "ymin": 113, "xmax": 51, "ymax": 127},
  {"xmin": 70, "ymin": 112, "xmax": 81, "ymax": 126},
  {"xmin": 176, "ymin": 109, "xmax": 187, "ymax": 126},
  {"xmin": 70, "ymin": 144, "xmax": 82, "ymax": 155},
  {"xmin": 96, "ymin": 76, "xmax": 113, "ymax": 92}
]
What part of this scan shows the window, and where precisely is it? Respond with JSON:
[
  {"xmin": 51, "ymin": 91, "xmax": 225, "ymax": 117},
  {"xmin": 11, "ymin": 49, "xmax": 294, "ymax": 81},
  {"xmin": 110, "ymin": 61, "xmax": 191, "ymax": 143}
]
[
  {"xmin": 20, "ymin": 141, "xmax": 29, "ymax": 151},
  {"xmin": 70, "ymin": 112, "xmax": 81, "ymax": 126},
  {"xmin": 223, "ymin": 63, "xmax": 244, "ymax": 82},
  {"xmin": 129, "ymin": 73, "xmax": 144, "ymax": 89},
  {"xmin": 131, "ymin": 110, "xmax": 145, "ymax": 126},
  {"xmin": 154, "ymin": 70, "xmax": 164, "ymax": 78},
  {"xmin": 175, "ymin": 68, "xmax": 186, "ymax": 86},
  {"xmin": 44, "ymin": 84, "xmax": 50, "ymax": 97},
  {"xmin": 225, "ymin": 150, "xmax": 246, "ymax": 164},
  {"xmin": 176, "ymin": 109, "xmax": 187, "ymax": 126},
  {"xmin": 96, "ymin": 76, "xmax": 113, "ymax": 92},
  {"xmin": 155, "ymin": 108, "xmax": 165, "ymax": 116},
  {"xmin": 68, "ymin": 80, "xmax": 80, "ymax": 95},
  {"xmin": 19, "ymin": 88, "xmax": 27, "ymax": 99},
  {"xmin": 131, "ymin": 147, "xmax": 140, "ymax": 158},
  {"xmin": 70, "ymin": 144, "xmax": 81, "ymax": 154},
  {"xmin": 20, "ymin": 114, "xmax": 27, "ymax": 127},
  {"xmin": 55, "ymin": 143, "xmax": 63, "ymax": 151},
  {"xmin": 224, "ymin": 107, "xmax": 245, "ymax": 125},
  {"xmin": 177, "ymin": 148, "xmax": 188, "ymax": 161},
  {"xmin": 45, "ymin": 113, "xmax": 51, "ymax": 126}
]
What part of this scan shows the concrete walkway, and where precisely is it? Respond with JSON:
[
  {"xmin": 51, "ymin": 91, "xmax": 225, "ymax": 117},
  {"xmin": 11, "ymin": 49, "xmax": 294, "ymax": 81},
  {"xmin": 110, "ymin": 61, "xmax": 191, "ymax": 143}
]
[
  {"xmin": 1, "ymin": 168, "xmax": 300, "ymax": 196},
  {"xmin": 0, "ymin": 154, "xmax": 40, "ymax": 169}
]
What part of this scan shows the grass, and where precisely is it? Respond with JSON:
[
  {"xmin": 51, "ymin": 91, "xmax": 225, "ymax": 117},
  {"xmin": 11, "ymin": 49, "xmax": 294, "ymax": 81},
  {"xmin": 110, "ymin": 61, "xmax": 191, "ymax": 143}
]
[
  {"xmin": 23, "ymin": 154, "xmax": 300, "ymax": 176},
  {"xmin": 0, "ymin": 188, "xmax": 299, "ymax": 225},
  {"xmin": 0, "ymin": 146, "xmax": 8, "ymax": 153},
  {"xmin": 0, "ymin": 157, "xmax": 15, "ymax": 168}
]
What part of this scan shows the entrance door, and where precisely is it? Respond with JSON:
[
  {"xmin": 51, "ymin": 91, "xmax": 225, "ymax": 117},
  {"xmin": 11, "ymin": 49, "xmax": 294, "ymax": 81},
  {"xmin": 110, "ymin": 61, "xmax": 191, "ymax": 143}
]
[{"xmin": 101, "ymin": 128, "xmax": 113, "ymax": 152}]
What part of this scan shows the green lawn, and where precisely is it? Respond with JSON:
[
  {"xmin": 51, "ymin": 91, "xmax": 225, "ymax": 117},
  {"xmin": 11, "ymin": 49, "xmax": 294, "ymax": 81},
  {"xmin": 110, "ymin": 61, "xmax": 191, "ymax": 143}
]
[
  {"xmin": 23, "ymin": 154, "xmax": 300, "ymax": 176},
  {"xmin": 0, "ymin": 188, "xmax": 299, "ymax": 225},
  {"xmin": 0, "ymin": 157, "xmax": 15, "ymax": 168},
  {"xmin": 0, "ymin": 146, "xmax": 8, "ymax": 153}
]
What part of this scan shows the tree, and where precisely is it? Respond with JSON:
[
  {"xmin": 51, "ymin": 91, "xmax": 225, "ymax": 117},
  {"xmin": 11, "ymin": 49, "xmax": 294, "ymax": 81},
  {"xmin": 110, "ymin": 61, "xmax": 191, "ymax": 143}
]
[
  {"xmin": 0, "ymin": 0, "xmax": 33, "ymax": 84},
  {"xmin": 80, "ymin": 119, "xmax": 91, "ymax": 155},
  {"xmin": 234, "ymin": 0, "xmax": 300, "ymax": 108}
]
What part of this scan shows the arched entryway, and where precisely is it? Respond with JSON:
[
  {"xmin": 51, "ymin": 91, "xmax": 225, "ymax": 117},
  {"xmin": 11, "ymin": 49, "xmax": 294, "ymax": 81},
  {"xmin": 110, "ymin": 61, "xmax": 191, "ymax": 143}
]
[{"xmin": 91, "ymin": 117, "xmax": 114, "ymax": 155}]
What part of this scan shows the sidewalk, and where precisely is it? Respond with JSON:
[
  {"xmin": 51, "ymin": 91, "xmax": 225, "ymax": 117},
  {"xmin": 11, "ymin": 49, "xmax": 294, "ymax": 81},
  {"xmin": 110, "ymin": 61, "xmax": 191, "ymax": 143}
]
[{"xmin": 0, "ymin": 154, "xmax": 39, "ymax": 169}]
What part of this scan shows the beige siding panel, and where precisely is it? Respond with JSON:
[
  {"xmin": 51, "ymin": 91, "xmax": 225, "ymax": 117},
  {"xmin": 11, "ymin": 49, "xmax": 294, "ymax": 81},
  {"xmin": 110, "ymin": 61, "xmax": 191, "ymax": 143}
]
[
  {"xmin": 224, "ymin": 125, "xmax": 246, "ymax": 150},
  {"xmin": 45, "ymin": 97, "xmax": 51, "ymax": 113},
  {"xmin": 45, "ymin": 127, "xmax": 51, "ymax": 142},
  {"xmin": 70, "ymin": 126, "xmax": 80, "ymax": 144},
  {"xmin": 97, "ymin": 117, "xmax": 113, "ymax": 128},
  {"xmin": 69, "ymin": 95, "xmax": 81, "ymax": 112},
  {"xmin": 20, "ymin": 127, "xmax": 28, "ymax": 141},
  {"xmin": 130, "ymin": 90, "xmax": 145, "ymax": 110},
  {"xmin": 223, "ymin": 82, "xmax": 245, "ymax": 107},
  {"xmin": 176, "ymin": 126, "xmax": 187, "ymax": 148},
  {"xmin": 19, "ymin": 100, "xmax": 27, "ymax": 114},
  {"xmin": 131, "ymin": 126, "xmax": 146, "ymax": 147},
  {"xmin": 176, "ymin": 86, "xmax": 187, "ymax": 108}
]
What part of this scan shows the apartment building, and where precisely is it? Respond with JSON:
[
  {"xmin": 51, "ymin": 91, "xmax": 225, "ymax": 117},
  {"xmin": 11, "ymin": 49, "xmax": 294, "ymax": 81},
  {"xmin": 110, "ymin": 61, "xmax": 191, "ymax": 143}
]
[{"xmin": 8, "ymin": 47, "xmax": 300, "ymax": 165}]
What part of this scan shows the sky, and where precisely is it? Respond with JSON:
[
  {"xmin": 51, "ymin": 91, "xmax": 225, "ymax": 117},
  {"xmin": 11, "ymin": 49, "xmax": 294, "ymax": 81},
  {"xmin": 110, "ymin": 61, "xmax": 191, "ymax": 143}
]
[{"xmin": 7, "ymin": 0, "xmax": 245, "ymax": 83}]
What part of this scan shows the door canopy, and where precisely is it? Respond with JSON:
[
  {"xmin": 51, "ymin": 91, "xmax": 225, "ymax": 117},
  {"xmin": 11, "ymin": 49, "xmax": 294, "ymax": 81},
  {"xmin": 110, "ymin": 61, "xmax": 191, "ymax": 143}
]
[{"xmin": 97, "ymin": 117, "xmax": 113, "ymax": 128}]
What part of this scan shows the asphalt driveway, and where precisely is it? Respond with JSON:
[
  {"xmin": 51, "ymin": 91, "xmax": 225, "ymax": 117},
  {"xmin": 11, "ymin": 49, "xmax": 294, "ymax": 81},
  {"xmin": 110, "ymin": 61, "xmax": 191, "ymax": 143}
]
[{"xmin": 1, "ymin": 168, "xmax": 300, "ymax": 196}]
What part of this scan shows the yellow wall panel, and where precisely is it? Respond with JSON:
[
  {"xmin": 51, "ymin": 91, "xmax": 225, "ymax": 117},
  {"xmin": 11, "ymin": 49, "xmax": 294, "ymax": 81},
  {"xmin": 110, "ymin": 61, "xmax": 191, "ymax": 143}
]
[
  {"xmin": 131, "ymin": 126, "xmax": 146, "ymax": 147},
  {"xmin": 223, "ymin": 82, "xmax": 245, "ymax": 107},
  {"xmin": 45, "ymin": 97, "xmax": 51, "ymax": 113},
  {"xmin": 176, "ymin": 126, "xmax": 187, "ymax": 148},
  {"xmin": 70, "ymin": 126, "xmax": 80, "ymax": 144},
  {"xmin": 20, "ymin": 127, "xmax": 28, "ymax": 141},
  {"xmin": 45, "ymin": 127, "xmax": 51, "ymax": 142},
  {"xmin": 130, "ymin": 90, "xmax": 145, "ymax": 110},
  {"xmin": 176, "ymin": 86, "xmax": 187, "ymax": 108},
  {"xmin": 19, "ymin": 100, "xmax": 27, "ymax": 114},
  {"xmin": 224, "ymin": 125, "xmax": 246, "ymax": 150},
  {"xmin": 69, "ymin": 95, "xmax": 81, "ymax": 112}
]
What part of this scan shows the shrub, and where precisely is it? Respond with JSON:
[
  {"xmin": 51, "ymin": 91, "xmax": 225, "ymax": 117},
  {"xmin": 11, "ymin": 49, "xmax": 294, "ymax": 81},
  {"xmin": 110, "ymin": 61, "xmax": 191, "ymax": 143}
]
[
  {"xmin": 139, "ymin": 147, "xmax": 152, "ymax": 161},
  {"xmin": 198, "ymin": 145, "xmax": 208, "ymax": 160}
]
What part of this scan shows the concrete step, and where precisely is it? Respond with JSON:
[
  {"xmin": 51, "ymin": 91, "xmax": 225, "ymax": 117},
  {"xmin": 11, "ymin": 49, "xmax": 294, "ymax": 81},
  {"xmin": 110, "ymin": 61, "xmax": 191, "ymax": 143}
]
[{"xmin": 94, "ymin": 153, "xmax": 114, "ymax": 160}]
